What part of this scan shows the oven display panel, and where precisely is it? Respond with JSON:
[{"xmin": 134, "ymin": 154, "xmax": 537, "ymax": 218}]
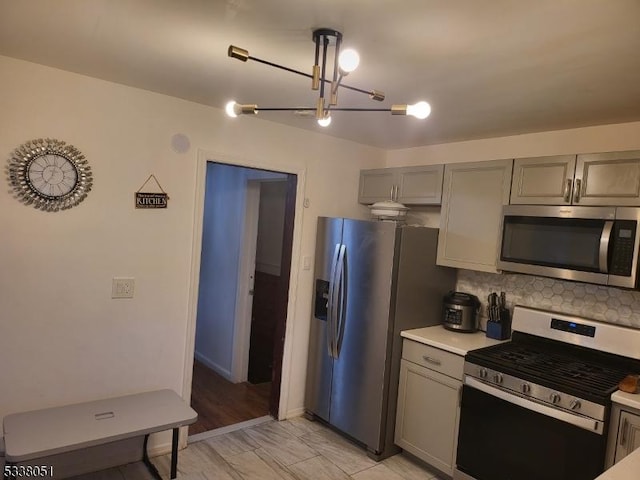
[{"xmin": 550, "ymin": 318, "xmax": 596, "ymax": 337}]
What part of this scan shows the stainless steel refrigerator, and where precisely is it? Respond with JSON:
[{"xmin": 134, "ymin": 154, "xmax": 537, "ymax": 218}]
[{"xmin": 305, "ymin": 217, "xmax": 456, "ymax": 460}]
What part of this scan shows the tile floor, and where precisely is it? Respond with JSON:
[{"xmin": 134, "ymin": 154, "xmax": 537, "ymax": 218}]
[{"xmin": 72, "ymin": 416, "xmax": 445, "ymax": 480}]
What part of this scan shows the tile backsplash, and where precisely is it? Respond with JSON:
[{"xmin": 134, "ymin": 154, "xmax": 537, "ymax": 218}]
[{"xmin": 456, "ymin": 270, "xmax": 640, "ymax": 330}]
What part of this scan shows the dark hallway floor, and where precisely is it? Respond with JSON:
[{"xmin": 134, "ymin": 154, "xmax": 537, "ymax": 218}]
[{"xmin": 189, "ymin": 360, "xmax": 271, "ymax": 435}]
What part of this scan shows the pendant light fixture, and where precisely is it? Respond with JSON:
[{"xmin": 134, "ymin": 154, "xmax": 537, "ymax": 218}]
[{"xmin": 225, "ymin": 28, "xmax": 431, "ymax": 127}]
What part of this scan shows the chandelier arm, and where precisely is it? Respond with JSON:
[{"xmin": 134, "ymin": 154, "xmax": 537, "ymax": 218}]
[
  {"xmin": 330, "ymin": 34, "xmax": 341, "ymax": 106},
  {"xmin": 254, "ymin": 107, "xmax": 394, "ymax": 112},
  {"xmin": 245, "ymin": 56, "xmax": 385, "ymax": 100},
  {"xmin": 249, "ymin": 56, "xmax": 313, "ymax": 80},
  {"xmin": 312, "ymin": 35, "xmax": 321, "ymax": 90},
  {"xmin": 317, "ymin": 36, "xmax": 330, "ymax": 118}
]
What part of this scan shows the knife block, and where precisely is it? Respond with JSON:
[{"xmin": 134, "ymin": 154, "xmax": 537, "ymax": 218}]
[{"xmin": 486, "ymin": 309, "xmax": 511, "ymax": 340}]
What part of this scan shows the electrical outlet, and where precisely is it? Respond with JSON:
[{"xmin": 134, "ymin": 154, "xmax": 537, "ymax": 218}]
[{"xmin": 112, "ymin": 277, "xmax": 135, "ymax": 299}]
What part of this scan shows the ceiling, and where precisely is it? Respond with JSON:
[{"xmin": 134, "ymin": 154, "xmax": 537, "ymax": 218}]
[{"xmin": 1, "ymin": 0, "xmax": 639, "ymax": 149}]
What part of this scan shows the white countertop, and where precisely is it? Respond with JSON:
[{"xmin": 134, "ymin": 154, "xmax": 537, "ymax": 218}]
[
  {"xmin": 401, "ymin": 325, "xmax": 507, "ymax": 356},
  {"xmin": 596, "ymin": 448, "xmax": 640, "ymax": 480},
  {"xmin": 611, "ymin": 390, "xmax": 640, "ymax": 411}
]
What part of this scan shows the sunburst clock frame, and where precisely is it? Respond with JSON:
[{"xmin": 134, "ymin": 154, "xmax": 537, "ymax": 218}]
[{"xmin": 7, "ymin": 138, "xmax": 93, "ymax": 212}]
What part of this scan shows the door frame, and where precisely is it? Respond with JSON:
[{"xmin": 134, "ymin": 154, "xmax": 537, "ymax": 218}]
[{"xmin": 183, "ymin": 148, "xmax": 306, "ymax": 421}]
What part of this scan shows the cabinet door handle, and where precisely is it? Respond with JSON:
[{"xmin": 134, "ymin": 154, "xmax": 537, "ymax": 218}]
[
  {"xmin": 574, "ymin": 178, "xmax": 582, "ymax": 203},
  {"xmin": 422, "ymin": 355, "xmax": 442, "ymax": 366},
  {"xmin": 621, "ymin": 418, "xmax": 629, "ymax": 446},
  {"xmin": 563, "ymin": 179, "xmax": 572, "ymax": 202},
  {"xmin": 390, "ymin": 186, "xmax": 395, "ymax": 201}
]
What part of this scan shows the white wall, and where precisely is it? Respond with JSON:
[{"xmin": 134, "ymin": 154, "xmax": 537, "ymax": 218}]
[{"xmin": 0, "ymin": 55, "xmax": 382, "ymax": 435}]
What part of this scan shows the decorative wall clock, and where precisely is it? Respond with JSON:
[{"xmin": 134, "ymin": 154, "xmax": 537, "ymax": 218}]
[{"xmin": 7, "ymin": 138, "xmax": 93, "ymax": 211}]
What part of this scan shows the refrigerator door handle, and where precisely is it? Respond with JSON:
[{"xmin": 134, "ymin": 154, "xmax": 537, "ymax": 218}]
[
  {"xmin": 327, "ymin": 243, "xmax": 341, "ymax": 358},
  {"xmin": 334, "ymin": 244, "xmax": 347, "ymax": 358}
]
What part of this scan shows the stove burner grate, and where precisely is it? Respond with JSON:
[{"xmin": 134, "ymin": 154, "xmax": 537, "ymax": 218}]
[{"xmin": 466, "ymin": 340, "xmax": 639, "ymax": 401}]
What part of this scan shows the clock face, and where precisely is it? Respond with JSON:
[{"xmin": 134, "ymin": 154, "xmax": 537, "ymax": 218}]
[
  {"xmin": 7, "ymin": 138, "xmax": 93, "ymax": 211},
  {"xmin": 27, "ymin": 153, "xmax": 79, "ymax": 198}
]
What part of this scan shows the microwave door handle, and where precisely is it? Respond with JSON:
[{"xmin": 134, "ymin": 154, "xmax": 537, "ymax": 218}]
[{"xmin": 599, "ymin": 221, "xmax": 614, "ymax": 274}]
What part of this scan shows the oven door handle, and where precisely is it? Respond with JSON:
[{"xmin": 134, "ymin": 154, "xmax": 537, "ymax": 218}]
[{"xmin": 465, "ymin": 377, "xmax": 605, "ymax": 434}]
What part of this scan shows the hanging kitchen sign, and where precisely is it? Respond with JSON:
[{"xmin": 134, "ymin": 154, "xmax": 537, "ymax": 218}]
[{"xmin": 135, "ymin": 174, "xmax": 169, "ymax": 209}]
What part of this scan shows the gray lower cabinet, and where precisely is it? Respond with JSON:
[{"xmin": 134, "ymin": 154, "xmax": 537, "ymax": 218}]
[
  {"xmin": 436, "ymin": 159, "xmax": 513, "ymax": 273},
  {"xmin": 395, "ymin": 339, "xmax": 462, "ymax": 477},
  {"xmin": 510, "ymin": 150, "xmax": 640, "ymax": 206},
  {"xmin": 358, "ymin": 165, "xmax": 444, "ymax": 205},
  {"xmin": 606, "ymin": 403, "xmax": 640, "ymax": 468}
]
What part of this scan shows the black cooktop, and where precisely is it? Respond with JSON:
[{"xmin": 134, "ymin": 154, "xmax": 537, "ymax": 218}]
[{"xmin": 466, "ymin": 332, "xmax": 640, "ymax": 404}]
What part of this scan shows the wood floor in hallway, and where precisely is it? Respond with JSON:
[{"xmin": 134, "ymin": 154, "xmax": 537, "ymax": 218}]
[{"xmin": 189, "ymin": 360, "xmax": 271, "ymax": 435}]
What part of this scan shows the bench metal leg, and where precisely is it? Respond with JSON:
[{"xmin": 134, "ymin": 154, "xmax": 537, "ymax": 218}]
[
  {"xmin": 170, "ymin": 427, "xmax": 179, "ymax": 479},
  {"xmin": 142, "ymin": 434, "xmax": 163, "ymax": 480},
  {"xmin": 142, "ymin": 428, "xmax": 180, "ymax": 480}
]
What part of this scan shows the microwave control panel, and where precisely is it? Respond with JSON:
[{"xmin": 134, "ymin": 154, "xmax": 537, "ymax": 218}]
[{"xmin": 610, "ymin": 220, "xmax": 636, "ymax": 276}]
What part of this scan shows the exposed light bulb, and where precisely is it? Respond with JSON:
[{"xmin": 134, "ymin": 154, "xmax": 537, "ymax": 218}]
[
  {"xmin": 406, "ymin": 101, "xmax": 431, "ymax": 119},
  {"xmin": 338, "ymin": 49, "xmax": 360, "ymax": 73},
  {"xmin": 225, "ymin": 101, "xmax": 238, "ymax": 117},
  {"xmin": 318, "ymin": 115, "xmax": 332, "ymax": 127}
]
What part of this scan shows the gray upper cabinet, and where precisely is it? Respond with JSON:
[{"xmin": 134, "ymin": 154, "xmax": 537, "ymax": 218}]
[
  {"xmin": 358, "ymin": 165, "xmax": 444, "ymax": 205},
  {"xmin": 575, "ymin": 151, "xmax": 640, "ymax": 206},
  {"xmin": 510, "ymin": 155, "xmax": 576, "ymax": 204},
  {"xmin": 437, "ymin": 159, "xmax": 513, "ymax": 273},
  {"xmin": 511, "ymin": 151, "xmax": 640, "ymax": 206},
  {"xmin": 358, "ymin": 168, "xmax": 397, "ymax": 204}
]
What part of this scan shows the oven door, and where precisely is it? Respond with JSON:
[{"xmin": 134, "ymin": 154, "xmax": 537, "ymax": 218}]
[{"xmin": 455, "ymin": 380, "xmax": 606, "ymax": 480}]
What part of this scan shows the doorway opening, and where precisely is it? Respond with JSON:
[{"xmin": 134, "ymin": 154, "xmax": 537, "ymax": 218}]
[{"xmin": 188, "ymin": 162, "xmax": 297, "ymax": 437}]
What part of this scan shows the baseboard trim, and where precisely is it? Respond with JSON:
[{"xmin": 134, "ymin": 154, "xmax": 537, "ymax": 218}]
[
  {"xmin": 283, "ymin": 407, "xmax": 306, "ymax": 419},
  {"xmin": 194, "ymin": 351, "xmax": 232, "ymax": 381}
]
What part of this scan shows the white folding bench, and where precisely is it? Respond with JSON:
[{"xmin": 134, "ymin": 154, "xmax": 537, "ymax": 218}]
[{"xmin": 2, "ymin": 389, "xmax": 197, "ymax": 480}]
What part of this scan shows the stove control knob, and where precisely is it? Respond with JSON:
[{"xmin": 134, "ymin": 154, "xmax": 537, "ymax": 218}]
[
  {"xmin": 493, "ymin": 373, "xmax": 504, "ymax": 384},
  {"xmin": 479, "ymin": 368, "xmax": 488, "ymax": 379},
  {"xmin": 569, "ymin": 399, "xmax": 581, "ymax": 411},
  {"xmin": 521, "ymin": 383, "xmax": 531, "ymax": 394},
  {"xmin": 550, "ymin": 393, "xmax": 561, "ymax": 405}
]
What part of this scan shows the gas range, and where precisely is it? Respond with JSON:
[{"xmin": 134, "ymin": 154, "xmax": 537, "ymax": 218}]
[
  {"xmin": 454, "ymin": 306, "xmax": 640, "ymax": 480},
  {"xmin": 464, "ymin": 307, "xmax": 640, "ymax": 428}
]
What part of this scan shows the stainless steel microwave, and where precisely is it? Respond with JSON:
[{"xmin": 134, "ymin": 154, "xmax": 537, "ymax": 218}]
[{"xmin": 497, "ymin": 205, "xmax": 640, "ymax": 288}]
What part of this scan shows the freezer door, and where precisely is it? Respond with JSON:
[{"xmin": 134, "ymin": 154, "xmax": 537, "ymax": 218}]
[
  {"xmin": 329, "ymin": 219, "xmax": 397, "ymax": 452},
  {"xmin": 305, "ymin": 217, "xmax": 343, "ymax": 421}
]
